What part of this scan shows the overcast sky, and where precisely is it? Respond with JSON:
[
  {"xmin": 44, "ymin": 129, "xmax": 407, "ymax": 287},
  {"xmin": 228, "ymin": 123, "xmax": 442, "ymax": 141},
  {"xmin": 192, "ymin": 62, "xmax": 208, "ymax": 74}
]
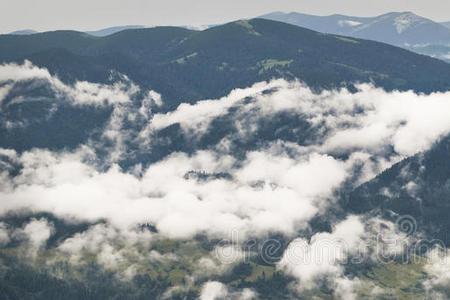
[{"xmin": 1, "ymin": 0, "xmax": 449, "ymax": 33}]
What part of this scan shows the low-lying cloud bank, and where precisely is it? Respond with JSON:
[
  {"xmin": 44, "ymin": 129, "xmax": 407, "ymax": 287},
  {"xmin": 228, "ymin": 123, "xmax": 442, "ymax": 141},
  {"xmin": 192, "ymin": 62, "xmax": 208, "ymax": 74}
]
[
  {"xmin": 2, "ymin": 65, "xmax": 450, "ymax": 239},
  {"xmin": 0, "ymin": 147, "xmax": 347, "ymax": 239},
  {"xmin": 1, "ymin": 62, "xmax": 450, "ymax": 295},
  {"xmin": 150, "ymin": 79, "xmax": 450, "ymax": 158}
]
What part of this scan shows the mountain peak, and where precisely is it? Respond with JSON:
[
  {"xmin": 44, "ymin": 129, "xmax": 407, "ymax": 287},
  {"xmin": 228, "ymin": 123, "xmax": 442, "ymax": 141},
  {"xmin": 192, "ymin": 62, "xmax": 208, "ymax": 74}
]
[
  {"xmin": 380, "ymin": 11, "xmax": 417, "ymax": 17},
  {"xmin": 391, "ymin": 11, "xmax": 428, "ymax": 33},
  {"xmin": 260, "ymin": 10, "xmax": 450, "ymax": 50}
]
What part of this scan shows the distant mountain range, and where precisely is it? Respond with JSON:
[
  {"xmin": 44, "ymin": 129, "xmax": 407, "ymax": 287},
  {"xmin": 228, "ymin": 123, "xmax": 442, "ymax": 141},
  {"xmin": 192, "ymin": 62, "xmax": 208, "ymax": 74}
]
[
  {"xmin": 261, "ymin": 11, "xmax": 450, "ymax": 62},
  {"xmin": 8, "ymin": 12, "xmax": 450, "ymax": 63},
  {"xmin": 8, "ymin": 26, "xmax": 146, "ymax": 37},
  {"xmin": 7, "ymin": 25, "xmax": 212, "ymax": 37},
  {"xmin": 260, "ymin": 11, "xmax": 450, "ymax": 46},
  {"xmin": 85, "ymin": 25, "xmax": 146, "ymax": 37},
  {"xmin": 2, "ymin": 18, "xmax": 450, "ymax": 112}
]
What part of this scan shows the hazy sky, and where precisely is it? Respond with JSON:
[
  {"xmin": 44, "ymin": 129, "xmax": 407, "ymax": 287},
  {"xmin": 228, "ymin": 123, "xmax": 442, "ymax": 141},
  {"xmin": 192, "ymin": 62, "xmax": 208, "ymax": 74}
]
[{"xmin": 1, "ymin": 0, "xmax": 450, "ymax": 33}]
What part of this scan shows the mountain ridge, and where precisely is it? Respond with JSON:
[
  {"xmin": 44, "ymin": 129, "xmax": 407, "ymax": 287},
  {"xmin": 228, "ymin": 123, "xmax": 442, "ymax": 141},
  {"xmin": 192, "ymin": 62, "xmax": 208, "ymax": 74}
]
[
  {"xmin": 260, "ymin": 11, "xmax": 450, "ymax": 45},
  {"xmin": 260, "ymin": 11, "xmax": 450, "ymax": 62},
  {"xmin": 2, "ymin": 18, "xmax": 450, "ymax": 110}
]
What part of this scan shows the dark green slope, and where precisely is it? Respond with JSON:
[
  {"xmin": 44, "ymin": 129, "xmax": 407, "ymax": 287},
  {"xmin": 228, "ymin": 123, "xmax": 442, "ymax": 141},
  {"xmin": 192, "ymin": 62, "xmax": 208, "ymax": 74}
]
[
  {"xmin": 172, "ymin": 19, "xmax": 450, "ymax": 96},
  {"xmin": 2, "ymin": 19, "xmax": 450, "ymax": 108},
  {"xmin": 347, "ymin": 135, "xmax": 450, "ymax": 244},
  {"xmin": 0, "ymin": 31, "xmax": 97, "ymax": 60},
  {"xmin": 0, "ymin": 27, "xmax": 193, "ymax": 60}
]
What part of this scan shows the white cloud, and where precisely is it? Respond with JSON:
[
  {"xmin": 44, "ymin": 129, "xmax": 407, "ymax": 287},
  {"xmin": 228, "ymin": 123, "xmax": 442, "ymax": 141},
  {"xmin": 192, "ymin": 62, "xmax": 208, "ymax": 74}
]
[
  {"xmin": 200, "ymin": 281, "xmax": 228, "ymax": 300},
  {"xmin": 0, "ymin": 146, "xmax": 349, "ymax": 239},
  {"xmin": 199, "ymin": 282, "xmax": 256, "ymax": 300},
  {"xmin": 236, "ymin": 151, "xmax": 347, "ymax": 198},
  {"xmin": 0, "ymin": 148, "xmax": 18, "ymax": 160},
  {"xmin": 237, "ymin": 289, "xmax": 257, "ymax": 300},
  {"xmin": 12, "ymin": 218, "xmax": 54, "ymax": 257},
  {"xmin": 277, "ymin": 216, "xmax": 364, "ymax": 290},
  {"xmin": 138, "ymin": 79, "xmax": 450, "ymax": 198},
  {"xmin": 56, "ymin": 222, "xmax": 161, "ymax": 279},
  {"xmin": 149, "ymin": 80, "xmax": 450, "ymax": 160},
  {"xmin": 21, "ymin": 218, "xmax": 54, "ymax": 249},
  {"xmin": 423, "ymin": 247, "xmax": 450, "ymax": 296},
  {"xmin": 0, "ymin": 83, "xmax": 13, "ymax": 104},
  {"xmin": 0, "ymin": 60, "xmax": 53, "ymax": 82},
  {"xmin": 277, "ymin": 215, "xmax": 417, "ymax": 295},
  {"xmin": 146, "ymin": 80, "xmax": 285, "ymax": 135},
  {"xmin": 2, "ymin": 79, "xmax": 450, "ymax": 243},
  {"xmin": 334, "ymin": 277, "xmax": 361, "ymax": 300},
  {"xmin": 0, "ymin": 61, "xmax": 159, "ymax": 106},
  {"xmin": 338, "ymin": 20, "xmax": 362, "ymax": 27}
]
